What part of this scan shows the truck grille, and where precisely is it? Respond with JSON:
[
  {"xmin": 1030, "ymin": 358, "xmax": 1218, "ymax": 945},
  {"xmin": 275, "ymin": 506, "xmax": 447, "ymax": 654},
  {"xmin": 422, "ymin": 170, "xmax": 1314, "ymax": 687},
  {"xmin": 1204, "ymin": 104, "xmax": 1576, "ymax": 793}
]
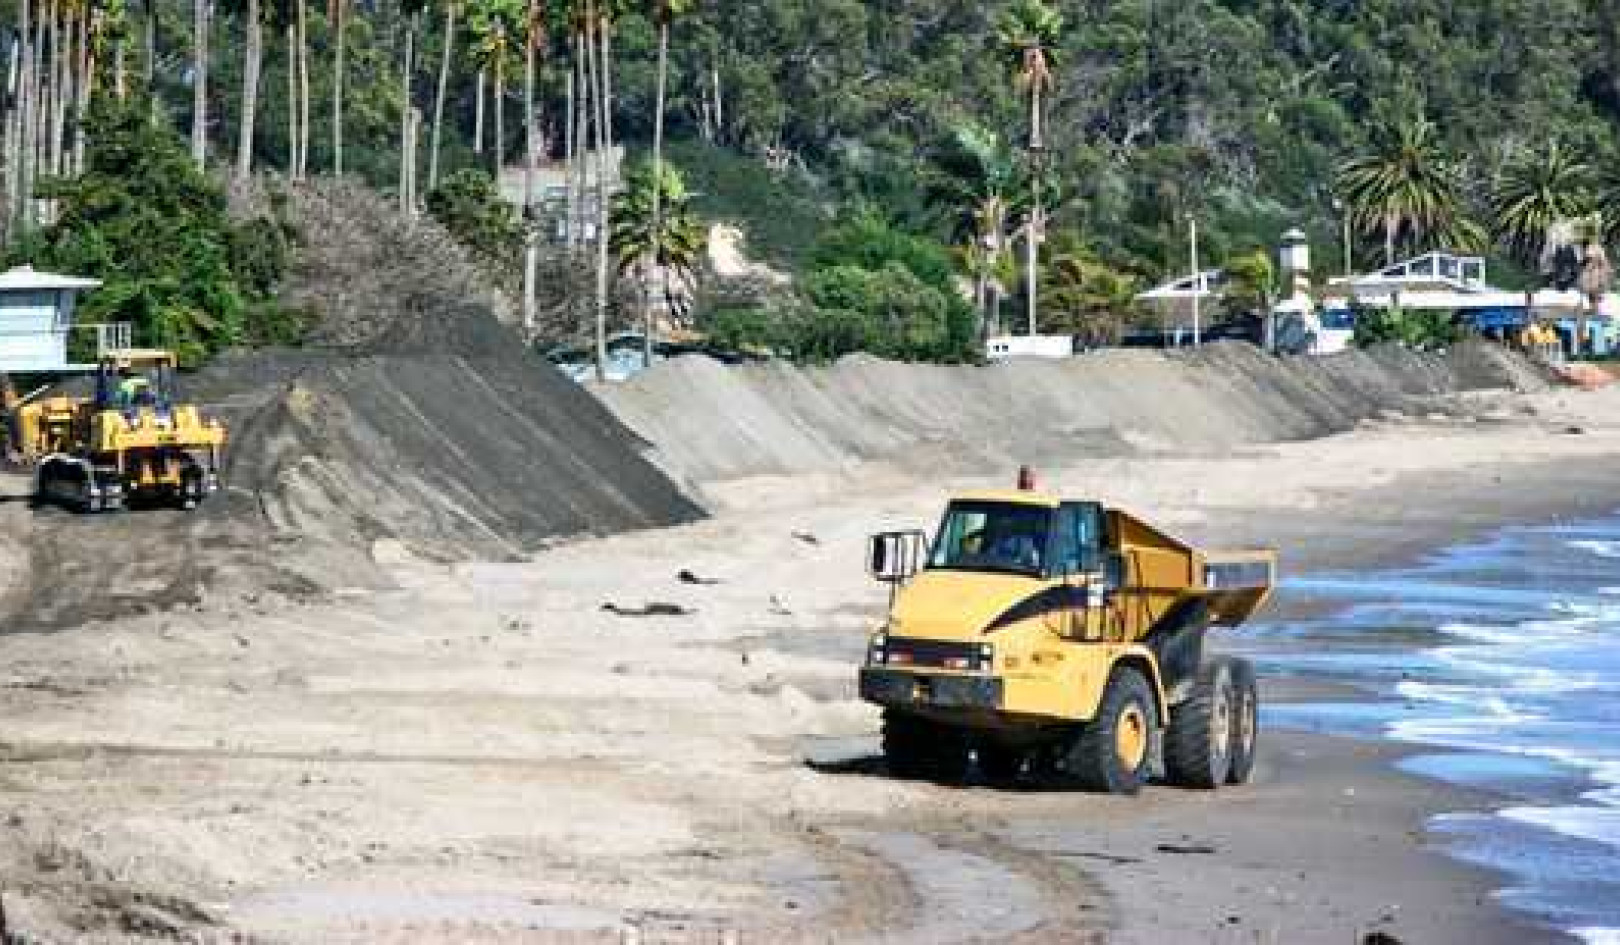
[{"xmin": 884, "ymin": 637, "xmax": 982, "ymax": 671}]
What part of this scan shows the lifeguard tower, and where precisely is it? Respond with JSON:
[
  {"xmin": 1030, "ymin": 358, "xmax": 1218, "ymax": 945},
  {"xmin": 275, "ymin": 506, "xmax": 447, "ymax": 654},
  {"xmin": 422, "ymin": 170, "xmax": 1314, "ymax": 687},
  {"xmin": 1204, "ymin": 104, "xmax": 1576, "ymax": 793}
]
[{"xmin": 0, "ymin": 264, "xmax": 123, "ymax": 375}]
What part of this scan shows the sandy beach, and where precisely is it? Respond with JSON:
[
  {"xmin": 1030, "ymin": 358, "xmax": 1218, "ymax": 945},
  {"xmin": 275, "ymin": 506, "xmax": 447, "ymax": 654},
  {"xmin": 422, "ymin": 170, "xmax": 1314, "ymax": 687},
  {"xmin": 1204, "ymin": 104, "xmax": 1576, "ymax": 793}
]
[{"xmin": 3, "ymin": 375, "xmax": 1618, "ymax": 943}]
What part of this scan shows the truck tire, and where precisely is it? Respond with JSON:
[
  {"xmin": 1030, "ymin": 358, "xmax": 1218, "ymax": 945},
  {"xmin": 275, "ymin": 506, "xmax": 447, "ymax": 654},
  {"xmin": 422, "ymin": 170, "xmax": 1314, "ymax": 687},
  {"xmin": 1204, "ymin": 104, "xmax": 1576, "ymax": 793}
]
[
  {"xmin": 1066, "ymin": 665, "xmax": 1156, "ymax": 795},
  {"xmin": 1165, "ymin": 658, "xmax": 1235, "ymax": 789},
  {"xmin": 881, "ymin": 710, "xmax": 971, "ymax": 785},
  {"xmin": 1226, "ymin": 658, "xmax": 1259, "ymax": 785}
]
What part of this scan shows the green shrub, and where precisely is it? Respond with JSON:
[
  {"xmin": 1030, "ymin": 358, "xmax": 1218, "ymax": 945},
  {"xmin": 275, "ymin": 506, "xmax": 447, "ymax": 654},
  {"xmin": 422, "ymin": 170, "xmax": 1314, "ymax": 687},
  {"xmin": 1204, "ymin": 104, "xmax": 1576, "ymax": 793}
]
[{"xmin": 1352, "ymin": 305, "xmax": 1464, "ymax": 350}]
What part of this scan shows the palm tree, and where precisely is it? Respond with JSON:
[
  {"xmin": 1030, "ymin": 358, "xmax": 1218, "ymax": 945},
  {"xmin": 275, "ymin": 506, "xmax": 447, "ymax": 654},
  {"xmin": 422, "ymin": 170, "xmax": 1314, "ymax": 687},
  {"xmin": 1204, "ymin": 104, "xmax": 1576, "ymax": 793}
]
[
  {"xmin": 1577, "ymin": 219, "xmax": 1613, "ymax": 354},
  {"xmin": 585, "ymin": 0, "xmax": 614, "ymax": 380},
  {"xmin": 399, "ymin": 0, "xmax": 429, "ymax": 209},
  {"xmin": 1490, "ymin": 142, "xmax": 1593, "ymax": 270},
  {"xmin": 233, "ymin": 0, "xmax": 266, "ymax": 181},
  {"xmin": 331, "ymin": 0, "xmax": 349, "ymax": 175},
  {"xmin": 469, "ymin": 0, "xmax": 521, "ymax": 173},
  {"xmin": 426, "ymin": 0, "xmax": 456, "ymax": 189},
  {"xmin": 272, "ymin": 0, "xmax": 301, "ymax": 177},
  {"xmin": 927, "ymin": 122, "xmax": 1024, "ymax": 339},
  {"xmin": 610, "ymin": 160, "xmax": 706, "ymax": 333},
  {"xmin": 297, "ymin": 0, "xmax": 311, "ymax": 177},
  {"xmin": 191, "ymin": 0, "xmax": 210, "ymax": 167},
  {"xmin": 520, "ymin": 0, "xmax": 547, "ymax": 333},
  {"xmin": 1335, "ymin": 120, "xmax": 1474, "ymax": 265},
  {"xmin": 995, "ymin": 0, "xmax": 1062, "ymax": 335},
  {"xmin": 642, "ymin": 0, "xmax": 694, "ymax": 361}
]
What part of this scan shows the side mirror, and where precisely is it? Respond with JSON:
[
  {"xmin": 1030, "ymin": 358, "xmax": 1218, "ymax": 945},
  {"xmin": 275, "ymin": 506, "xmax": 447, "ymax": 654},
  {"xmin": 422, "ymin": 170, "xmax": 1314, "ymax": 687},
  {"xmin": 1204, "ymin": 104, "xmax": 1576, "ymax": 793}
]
[{"xmin": 868, "ymin": 530, "xmax": 927, "ymax": 584}]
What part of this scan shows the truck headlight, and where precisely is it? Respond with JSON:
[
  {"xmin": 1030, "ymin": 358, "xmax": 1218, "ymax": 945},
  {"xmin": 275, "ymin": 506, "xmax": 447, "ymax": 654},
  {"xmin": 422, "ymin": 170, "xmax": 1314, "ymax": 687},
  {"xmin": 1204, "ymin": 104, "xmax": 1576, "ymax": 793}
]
[
  {"xmin": 868, "ymin": 634, "xmax": 888, "ymax": 666},
  {"xmin": 978, "ymin": 643, "xmax": 995, "ymax": 671}
]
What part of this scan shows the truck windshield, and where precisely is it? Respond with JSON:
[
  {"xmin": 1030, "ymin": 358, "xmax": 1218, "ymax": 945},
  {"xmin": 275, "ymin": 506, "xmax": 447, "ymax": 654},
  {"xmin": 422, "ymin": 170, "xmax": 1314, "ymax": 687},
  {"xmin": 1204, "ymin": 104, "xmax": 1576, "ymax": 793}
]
[{"xmin": 929, "ymin": 502, "xmax": 1052, "ymax": 577}]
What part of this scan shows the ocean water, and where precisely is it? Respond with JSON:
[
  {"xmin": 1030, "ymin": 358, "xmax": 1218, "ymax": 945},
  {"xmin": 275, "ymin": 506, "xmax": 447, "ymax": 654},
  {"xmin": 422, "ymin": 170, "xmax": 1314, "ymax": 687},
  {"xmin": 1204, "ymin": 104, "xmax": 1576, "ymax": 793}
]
[{"xmin": 1235, "ymin": 515, "xmax": 1620, "ymax": 941}]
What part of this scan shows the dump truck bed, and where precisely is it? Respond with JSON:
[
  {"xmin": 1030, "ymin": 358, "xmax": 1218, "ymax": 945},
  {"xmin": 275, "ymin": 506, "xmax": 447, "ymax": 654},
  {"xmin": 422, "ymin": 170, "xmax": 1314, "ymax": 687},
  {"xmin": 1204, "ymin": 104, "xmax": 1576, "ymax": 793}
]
[{"xmin": 1198, "ymin": 549, "xmax": 1278, "ymax": 626}]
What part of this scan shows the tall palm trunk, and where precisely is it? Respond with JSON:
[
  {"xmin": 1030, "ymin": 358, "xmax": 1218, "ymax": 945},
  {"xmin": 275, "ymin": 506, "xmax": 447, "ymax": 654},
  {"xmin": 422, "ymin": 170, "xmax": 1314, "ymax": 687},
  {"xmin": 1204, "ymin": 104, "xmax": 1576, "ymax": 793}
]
[
  {"xmin": 1029, "ymin": 81, "xmax": 1042, "ymax": 151},
  {"xmin": 584, "ymin": 9, "xmax": 608, "ymax": 381},
  {"xmin": 297, "ymin": 0, "xmax": 310, "ymax": 178},
  {"xmin": 114, "ymin": 32, "xmax": 127, "ymax": 99},
  {"xmin": 522, "ymin": 4, "xmax": 538, "ymax": 210},
  {"xmin": 644, "ymin": 12, "xmax": 670, "ymax": 363},
  {"xmin": 191, "ymin": 0, "xmax": 208, "ymax": 167},
  {"xmin": 49, "ymin": 0, "xmax": 65, "ymax": 182},
  {"xmin": 493, "ymin": 47, "xmax": 504, "ymax": 174},
  {"xmin": 237, "ymin": 0, "xmax": 263, "ymax": 181},
  {"xmin": 72, "ymin": 4, "xmax": 88, "ymax": 174},
  {"xmin": 331, "ymin": 0, "xmax": 345, "ymax": 175},
  {"xmin": 144, "ymin": 0, "xmax": 156, "ymax": 89},
  {"xmin": 597, "ymin": 8, "xmax": 612, "ymax": 155},
  {"xmin": 1024, "ymin": 205, "xmax": 1040, "ymax": 335},
  {"xmin": 23, "ymin": 0, "xmax": 43, "ymax": 227},
  {"xmin": 285, "ymin": 19, "xmax": 298, "ymax": 174},
  {"xmin": 563, "ymin": 56, "xmax": 576, "ymax": 249},
  {"xmin": 399, "ymin": 10, "xmax": 416, "ymax": 211},
  {"xmin": 428, "ymin": 0, "xmax": 454, "ymax": 190},
  {"xmin": 473, "ymin": 67, "xmax": 484, "ymax": 152},
  {"xmin": 595, "ymin": 6, "xmax": 616, "ymax": 365},
  {"xmin": 6, "ymin": 0, "xmax": 33, "ymax": 234},
  {"xmin": 521, "ymin": 0, "xmax": 540, "ymax": 334}
]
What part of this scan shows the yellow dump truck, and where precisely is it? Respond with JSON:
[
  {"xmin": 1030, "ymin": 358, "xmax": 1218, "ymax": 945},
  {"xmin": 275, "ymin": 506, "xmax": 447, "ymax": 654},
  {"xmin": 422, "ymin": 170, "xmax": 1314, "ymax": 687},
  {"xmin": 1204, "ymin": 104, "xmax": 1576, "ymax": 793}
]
[
  {"xmin": 11, "ymin": 350, "xmax": 226, "ymax": 512},
  {"xmin": 860, "ymin": 477, "xmax": 1276, "ymax": 793}
]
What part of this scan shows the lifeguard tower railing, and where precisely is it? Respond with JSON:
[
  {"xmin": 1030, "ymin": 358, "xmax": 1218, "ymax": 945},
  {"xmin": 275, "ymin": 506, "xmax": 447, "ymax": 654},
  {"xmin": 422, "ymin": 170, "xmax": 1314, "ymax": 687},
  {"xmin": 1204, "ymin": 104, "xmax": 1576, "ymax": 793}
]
[{"xmin": 0, "ymin": 321, "xmax": 133, "ymax": 374}]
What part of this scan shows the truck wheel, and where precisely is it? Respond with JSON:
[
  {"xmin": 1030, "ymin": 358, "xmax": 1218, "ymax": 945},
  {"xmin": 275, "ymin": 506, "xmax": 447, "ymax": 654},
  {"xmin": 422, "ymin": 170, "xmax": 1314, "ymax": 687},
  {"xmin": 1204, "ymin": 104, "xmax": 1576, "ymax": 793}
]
[
  {"xmin": 1226, "ymin": 658, "xmax": 1259, "ymax": 785},
  {"xmin": 1166, "ymin": 658, "xmax": 1235, "ymax": 789},
  {"xmin": 1067, "ymin": 665, "xmax": 1156, "ymax": 795}
]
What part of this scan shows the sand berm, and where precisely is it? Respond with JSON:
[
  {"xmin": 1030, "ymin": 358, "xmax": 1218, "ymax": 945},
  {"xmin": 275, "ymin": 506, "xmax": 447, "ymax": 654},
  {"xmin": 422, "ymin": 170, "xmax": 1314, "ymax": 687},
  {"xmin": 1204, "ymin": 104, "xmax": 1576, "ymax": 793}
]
[
  {"xmin": 601, "ymin": 339, "xmax": 1549, "ymax": 493},
  {"xmin": 2, "ymin": 182, "xmax": 1550, "ymax": 629}
]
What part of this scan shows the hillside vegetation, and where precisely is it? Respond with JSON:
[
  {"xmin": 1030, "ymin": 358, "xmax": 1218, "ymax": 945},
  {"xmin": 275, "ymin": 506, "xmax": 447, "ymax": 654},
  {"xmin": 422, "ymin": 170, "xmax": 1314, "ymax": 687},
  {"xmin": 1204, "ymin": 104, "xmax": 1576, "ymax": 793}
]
[{"xmin": 0, "ymin": 0, "xmax": 1617, "ymax": 360}]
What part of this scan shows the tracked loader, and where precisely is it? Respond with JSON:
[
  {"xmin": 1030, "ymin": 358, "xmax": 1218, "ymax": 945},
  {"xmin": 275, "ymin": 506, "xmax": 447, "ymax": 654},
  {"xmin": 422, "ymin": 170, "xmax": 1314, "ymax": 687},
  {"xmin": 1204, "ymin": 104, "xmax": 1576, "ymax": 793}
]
[
  {"xmin": 11, "ymin": 350, "xmax": 226, "ymax": 512},
  {"xmin": 860, "ymin": 471, "xmax": 1276, "ymax": 794}
]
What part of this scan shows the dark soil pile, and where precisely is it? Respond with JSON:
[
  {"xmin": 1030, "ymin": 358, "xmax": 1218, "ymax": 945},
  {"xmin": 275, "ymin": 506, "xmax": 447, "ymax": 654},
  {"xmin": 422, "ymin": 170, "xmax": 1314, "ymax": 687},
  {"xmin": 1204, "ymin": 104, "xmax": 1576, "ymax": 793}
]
[
  {"xmin": 0, "ymin": 182, "xmax": 702, "ymax": 631},
  {"xmin": 208, "ymin": 349, "xmax": 701, "ymax": 562}
]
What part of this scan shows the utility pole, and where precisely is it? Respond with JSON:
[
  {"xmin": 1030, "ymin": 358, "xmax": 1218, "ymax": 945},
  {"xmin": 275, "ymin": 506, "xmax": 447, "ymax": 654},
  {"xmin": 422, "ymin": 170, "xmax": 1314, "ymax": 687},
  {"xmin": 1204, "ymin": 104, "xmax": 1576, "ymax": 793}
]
[
  {"xmin": 1188, "ymin": 214, "xmax": 1202, "ymax": 347},
  {"xmin": 1026, "ymin": 204, "xmax": 1041, "ymax": 337},
  {"xmin": 1333, "ymin": 198, "xmax": 1351, "ymax": 277}
]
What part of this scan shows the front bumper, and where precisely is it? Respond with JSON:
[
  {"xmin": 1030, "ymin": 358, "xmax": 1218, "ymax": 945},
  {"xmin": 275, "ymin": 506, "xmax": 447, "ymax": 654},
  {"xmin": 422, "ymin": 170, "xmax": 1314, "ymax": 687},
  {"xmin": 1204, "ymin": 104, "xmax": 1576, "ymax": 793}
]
[{"xmin": 860, "ymin": 668, "xmax": 1003, "ymax": 711}]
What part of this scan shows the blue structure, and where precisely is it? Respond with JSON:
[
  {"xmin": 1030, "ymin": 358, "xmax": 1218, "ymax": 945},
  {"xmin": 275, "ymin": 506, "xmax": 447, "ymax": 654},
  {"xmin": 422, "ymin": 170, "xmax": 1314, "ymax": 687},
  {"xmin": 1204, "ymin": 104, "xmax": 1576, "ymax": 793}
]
[{"xmin": 0, "ymin": 265, "xmax": 103, "ymax": 373}]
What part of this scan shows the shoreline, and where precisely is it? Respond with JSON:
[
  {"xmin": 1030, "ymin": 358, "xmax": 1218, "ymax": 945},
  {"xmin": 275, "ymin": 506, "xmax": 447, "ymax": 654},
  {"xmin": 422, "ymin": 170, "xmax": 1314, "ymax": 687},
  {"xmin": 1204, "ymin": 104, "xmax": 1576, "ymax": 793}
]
[
  {"xmin": 3, "ymin": 391, "xmax": 1620, "ymax": 941},
  {"xmin": 1107, "ymin": 447, "xmax": 1620, "ymax": 945}
]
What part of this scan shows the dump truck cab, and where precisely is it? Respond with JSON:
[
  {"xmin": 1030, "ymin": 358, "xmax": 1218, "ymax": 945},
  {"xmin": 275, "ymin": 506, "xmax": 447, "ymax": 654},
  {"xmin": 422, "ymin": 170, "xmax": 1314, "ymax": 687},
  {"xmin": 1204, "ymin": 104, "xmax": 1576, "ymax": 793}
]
[{"xmin": 860, "ymin": 476, "xmax": 1275, "ymax": 793}]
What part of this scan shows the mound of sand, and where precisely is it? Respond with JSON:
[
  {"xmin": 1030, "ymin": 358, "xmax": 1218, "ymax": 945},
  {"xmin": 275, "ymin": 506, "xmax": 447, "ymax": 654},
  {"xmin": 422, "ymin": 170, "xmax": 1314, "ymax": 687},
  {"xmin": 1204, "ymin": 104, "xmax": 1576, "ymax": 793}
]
[
  {"xmin": 600, "ymin": 341, "xmax": 1553, "ymax": 488},
  {"xmin": 202, "ymin": 182, "xmax": 705, "ymax": 562},
  {"xmin": 210, "ymin": 349, "xmax": 702, "ymax": 562}
]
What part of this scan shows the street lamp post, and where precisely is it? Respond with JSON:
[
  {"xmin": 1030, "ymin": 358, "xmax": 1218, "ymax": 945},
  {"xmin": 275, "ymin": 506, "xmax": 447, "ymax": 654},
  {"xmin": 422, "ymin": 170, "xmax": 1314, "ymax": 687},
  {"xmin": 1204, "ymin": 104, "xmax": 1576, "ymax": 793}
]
[{"xmin": 1332, "ymin": 198, "xmax": 1351, "ymax": 277}]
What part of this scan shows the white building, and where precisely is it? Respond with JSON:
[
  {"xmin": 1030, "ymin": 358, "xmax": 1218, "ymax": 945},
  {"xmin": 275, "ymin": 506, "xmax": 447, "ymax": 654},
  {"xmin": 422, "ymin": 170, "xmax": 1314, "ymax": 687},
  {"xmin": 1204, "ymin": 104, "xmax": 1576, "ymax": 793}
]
[
  {"xmin": 0, "ymin": 265, "xmax": 106, "ymax": 373},
  {"xmin": 1323, "ymin": 251, "xmax": 1618, "ymax": 350}
]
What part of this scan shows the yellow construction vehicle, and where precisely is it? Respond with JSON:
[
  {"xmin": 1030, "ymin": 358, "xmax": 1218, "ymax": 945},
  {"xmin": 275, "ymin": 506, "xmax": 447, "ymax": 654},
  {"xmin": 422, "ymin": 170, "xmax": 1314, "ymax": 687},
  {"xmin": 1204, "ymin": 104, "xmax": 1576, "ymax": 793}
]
[
  {"xmin": 860, "ymin": 472, "xmax": 1276, "ymax": 793},
  {"xmin": 11, "ymin": 349, "xmax": 226, "ymax": 512}
]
